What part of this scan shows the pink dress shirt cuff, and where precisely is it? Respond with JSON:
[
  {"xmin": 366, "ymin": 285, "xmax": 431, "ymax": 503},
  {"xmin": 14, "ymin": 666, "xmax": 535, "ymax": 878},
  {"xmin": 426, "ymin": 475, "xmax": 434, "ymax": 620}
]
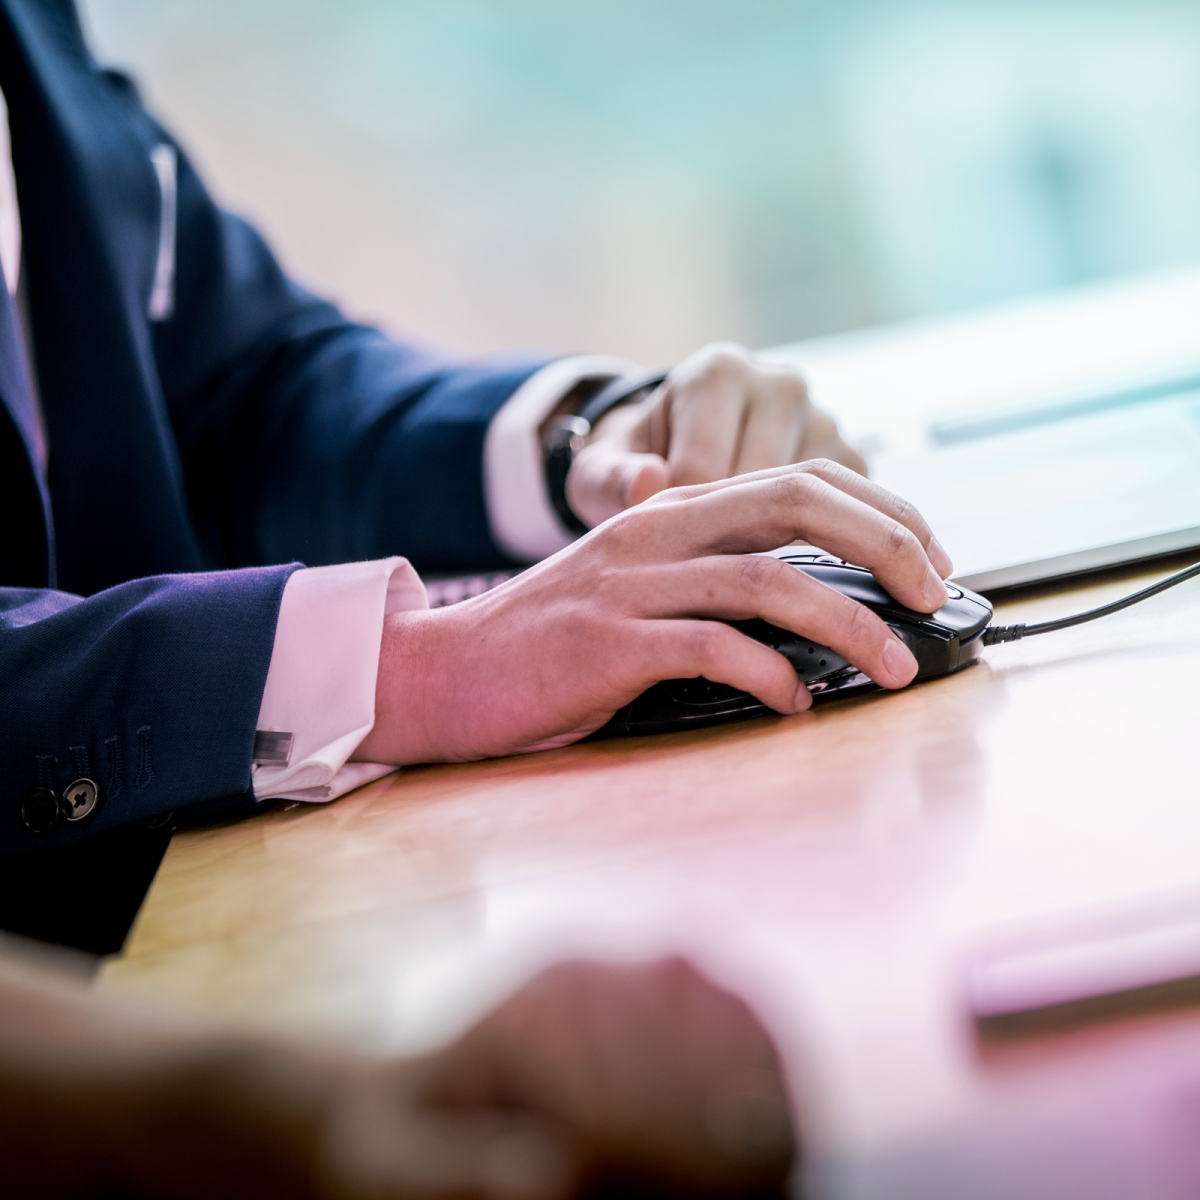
[{"xmin": 252, "ymin": 558, "xmax": 427, "ymax": 803}]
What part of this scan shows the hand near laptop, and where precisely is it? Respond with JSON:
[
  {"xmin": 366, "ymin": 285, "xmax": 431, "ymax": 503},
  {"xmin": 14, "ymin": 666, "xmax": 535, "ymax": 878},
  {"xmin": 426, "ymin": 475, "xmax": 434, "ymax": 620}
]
[
  {"xmin": 356, "ymin": 458, "xmax": 954, "ymax": 765},
  {"xmin": 0, "ymin": 951, "xmax": 795, "ymax": 1198},
  {"xmin": 564, "ymin": 343, "xmax": 868, "ymax": 527}
]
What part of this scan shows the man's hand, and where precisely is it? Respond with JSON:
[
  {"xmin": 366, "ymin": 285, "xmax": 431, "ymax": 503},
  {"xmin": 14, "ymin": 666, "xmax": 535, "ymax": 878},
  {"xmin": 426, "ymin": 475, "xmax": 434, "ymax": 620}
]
[
  {"xmin": 0, "ymin": 952, "xmax": 795, "ymax": 1199},
  {"xmin": 355, "ymin": 459, "xmax": 953, "ymax": 765},
  {"xmin": 566, "ymin": 344, "xmax": 866, "ymax": 529}
]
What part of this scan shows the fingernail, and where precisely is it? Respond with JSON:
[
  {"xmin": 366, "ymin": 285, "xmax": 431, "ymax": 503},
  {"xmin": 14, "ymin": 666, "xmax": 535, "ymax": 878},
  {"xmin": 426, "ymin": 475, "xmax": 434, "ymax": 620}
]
[
  {"xmin": 922, "ymin": 565, "xmax": 948, "ymax": 610},
  {"xmin": 882, "ymin": 635, "xmax": 916, "ymax": 685},
  {"xmin": 928, "ymin": 537, "xmax": 954, "ymax": 578},
  {"xmin": 792, "ymin": 682, "xmax": 814, "ymax": 713}
]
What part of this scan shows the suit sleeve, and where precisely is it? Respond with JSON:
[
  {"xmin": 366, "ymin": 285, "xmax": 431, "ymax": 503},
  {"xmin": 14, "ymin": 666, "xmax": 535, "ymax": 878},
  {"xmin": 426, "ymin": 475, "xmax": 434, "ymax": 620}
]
[
  {"xmin": 0, "ymin": 566, "xmax": 298, "ymax": 855},
  {"xmin": 141, "ymin": 113, "xmax": 552, "ymax": 575}
]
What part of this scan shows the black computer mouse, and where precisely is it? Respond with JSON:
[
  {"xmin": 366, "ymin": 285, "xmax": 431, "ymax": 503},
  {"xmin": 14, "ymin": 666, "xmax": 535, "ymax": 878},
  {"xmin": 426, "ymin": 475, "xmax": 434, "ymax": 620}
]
[{"xmin": 596, "ymin": 548, "xmax": 994, "ymax": 738}]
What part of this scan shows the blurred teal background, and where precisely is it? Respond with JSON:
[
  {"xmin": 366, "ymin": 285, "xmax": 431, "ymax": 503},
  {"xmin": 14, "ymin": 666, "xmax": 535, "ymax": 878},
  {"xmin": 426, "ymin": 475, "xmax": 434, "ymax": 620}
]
[{"xmin": 79, "ymin": 0, "xmax": 1200, "ymax": 364}]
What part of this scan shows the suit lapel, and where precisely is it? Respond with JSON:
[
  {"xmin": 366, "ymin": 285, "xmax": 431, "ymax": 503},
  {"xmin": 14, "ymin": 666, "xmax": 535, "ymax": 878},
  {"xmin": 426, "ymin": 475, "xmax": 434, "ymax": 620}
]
[
  {"xmin": 0, "ymin": 8, "xmax": 50, "ymax": 580},
  {"xmin": 0, "ymin": 276, "xmax": 45, "ymax": 491},
  {"xmin": 0, "ymin": 274, "xmax": 51, "ymax": 585},
  {"xmin": 0, "ymin": 0, "xmax": 205, "ymax": 595}
]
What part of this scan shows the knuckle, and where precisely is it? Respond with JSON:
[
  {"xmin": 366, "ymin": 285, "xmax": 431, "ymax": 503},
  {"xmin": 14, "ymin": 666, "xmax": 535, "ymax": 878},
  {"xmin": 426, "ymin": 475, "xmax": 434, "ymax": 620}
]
[
  {"xmin": 654, "ymin": 480, "xmax": 708, "ymax": 507},
  {"xmin": 697, "ymin": 343, "xmax": 750, "ymax": 383},
  {"xmin": 602, "ymin": 508, "xmax": 638, "ymax": 539},
  {"xmin": 735, "ymin": 552, "xmax": 782, "ymax": 597},
  {"xmin": 654, "ymin": 955, "xmax": 710, "ymax": 1001},
  {"xmin": 689, "ymin": 620, "xmax": 730, "ymax": 664},
  {"xmin": 883, "ymin": 517, "xmax": 918, "ymax": 559},
  {"xmin": 600, "ymin": 507, "xmax": 650, "ymax": 549},
  {"xmin": 801, "ymin": 456, "xmax": 841, "ymax": 480},
  {"xmin": 771, "ymin": 470, "xmax": 820, "ymax": 507},
  {"xmin": 638, "ymin": 480, "xmax": 676, "ymax": 505},
  {"xmin": 890, "ymin": 494, "xmax": 921, "ymax": 532},
  {"xmin": 663, "ymin": 951, "xmax": 698, "ymax": 978},
  {"xmin": 650, "ymin": 954, "xmax": 698, "ymax": 986},
  {"xmin": 843, "ymin": 598, "xmax": 880, "ymax": 646}
]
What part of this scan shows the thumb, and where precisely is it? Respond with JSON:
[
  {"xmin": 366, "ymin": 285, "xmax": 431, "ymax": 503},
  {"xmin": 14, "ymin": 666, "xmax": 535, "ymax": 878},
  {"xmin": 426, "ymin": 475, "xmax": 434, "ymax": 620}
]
[{"xmin": 565, "ymin": 446, "xmax": 670, "ymax": 527}]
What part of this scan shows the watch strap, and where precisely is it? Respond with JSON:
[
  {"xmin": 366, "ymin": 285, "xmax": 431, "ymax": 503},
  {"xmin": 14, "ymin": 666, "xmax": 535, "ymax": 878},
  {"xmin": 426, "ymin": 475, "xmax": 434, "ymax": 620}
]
[
  {"xmin": 576, "ymin": 369, "xmax": 669, "ymax": 429},
  {"xmin": 544, "ymin": 369, "xmax": 669, "ymax": 536}
]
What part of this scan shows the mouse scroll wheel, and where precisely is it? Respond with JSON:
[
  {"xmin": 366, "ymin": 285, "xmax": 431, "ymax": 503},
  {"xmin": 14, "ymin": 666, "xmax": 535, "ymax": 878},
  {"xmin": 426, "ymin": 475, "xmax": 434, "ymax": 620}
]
[{"xmin": 780, "ymin": 553, "xmax": 847, "ymax": 566}]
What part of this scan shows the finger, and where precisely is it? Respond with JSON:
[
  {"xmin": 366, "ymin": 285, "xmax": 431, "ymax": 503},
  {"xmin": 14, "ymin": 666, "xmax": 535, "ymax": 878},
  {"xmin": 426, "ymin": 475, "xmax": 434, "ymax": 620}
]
[
  {"xmin": 732, "ymin": 371, "xmax": 808, "ymax": 476},
  {"xmin": 661, "ymin": 347, "xmax": 751, "ymax": 485},
  {"xmin": 566, "ymin": 442, "xmax": 669, "ymax": 527},
  {"xmin": 645, "ymin": 555, "xmax": 918, "ymax": 689},
  {"xmin": 799, "ymin": 458, "xmax": 953, "ymax": 576},
  {"xmin": 640, "ymin": 617, "xmax": 814, "ymax": 714},
  {"xmin": 636, "ymin": 458, "xmax": 953, "ymax": 580},
  {"xmin": 619, "ymin": 471, "xmax": 946, "ymax": 613},
  {"xmin": 794, "ymin": 407, "xmax": 869, "ymax": 476},
  {"xmin": 736, "ymin": 384, "xmax": 869, "ymax": 479}
]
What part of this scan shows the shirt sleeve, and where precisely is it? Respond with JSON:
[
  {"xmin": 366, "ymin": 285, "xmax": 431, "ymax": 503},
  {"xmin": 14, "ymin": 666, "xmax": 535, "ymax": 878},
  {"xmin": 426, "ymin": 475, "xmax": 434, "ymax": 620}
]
[
  {"xmin": 251, "ymin": 558, "xmax": 428, "ymax": 803},
  {"xmin": 483, "ymin": 354, "xmax": 639, "ymax": 562}
]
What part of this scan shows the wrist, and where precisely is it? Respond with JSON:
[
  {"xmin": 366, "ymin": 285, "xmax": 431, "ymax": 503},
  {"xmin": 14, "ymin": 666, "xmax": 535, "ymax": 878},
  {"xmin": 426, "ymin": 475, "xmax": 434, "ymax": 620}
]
[
  {"xmin": 351, "ymin": 607, "xmax": 446, "ymax": 767},
  {"xmin": 541, "ymin": 370, "xmax": 668, "ymax": 534}
]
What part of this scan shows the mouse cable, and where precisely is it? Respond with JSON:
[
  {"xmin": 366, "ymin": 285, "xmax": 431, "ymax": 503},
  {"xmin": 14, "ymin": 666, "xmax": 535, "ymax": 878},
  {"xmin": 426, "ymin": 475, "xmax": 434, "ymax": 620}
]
[{"xmin": 981, "ymin": 559, "xmax": 1200, "ymax": 645}]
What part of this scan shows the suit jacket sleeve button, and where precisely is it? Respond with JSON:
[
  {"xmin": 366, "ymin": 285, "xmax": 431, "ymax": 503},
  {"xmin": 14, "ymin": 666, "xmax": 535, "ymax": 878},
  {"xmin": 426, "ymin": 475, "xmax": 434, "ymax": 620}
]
[
  {"xmin": 63, "ymin": 778, "xmax": 100, "ymax": 822},
  {"xmin": 21, "ymin": 787, "xmax": 63, "ymax": 834}
]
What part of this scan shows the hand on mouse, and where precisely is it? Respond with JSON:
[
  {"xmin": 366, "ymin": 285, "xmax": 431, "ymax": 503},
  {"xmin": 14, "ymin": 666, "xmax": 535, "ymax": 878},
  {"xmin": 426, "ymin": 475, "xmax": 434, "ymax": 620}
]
[
  {"xmin": 0, "ymin": 952, "xmax": 795, "ymax": 1200},
  {"xmin": 354, "ymin": 459, "xmax": 954, "ymax": 764},
  {"xmin": 563, "ymin": 343, "xmax": 868, "ymax": 528}
]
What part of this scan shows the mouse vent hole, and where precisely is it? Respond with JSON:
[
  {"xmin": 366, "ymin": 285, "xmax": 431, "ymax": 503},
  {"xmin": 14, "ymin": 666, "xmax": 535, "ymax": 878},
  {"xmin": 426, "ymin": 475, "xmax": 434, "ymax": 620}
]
[
  {"xmin": 819, "ymin": 659, "xmax": 827, "ymax": 667},
  {"xmin": 807, "ymin": 646, "xmax": 815, "ymax": 654}
]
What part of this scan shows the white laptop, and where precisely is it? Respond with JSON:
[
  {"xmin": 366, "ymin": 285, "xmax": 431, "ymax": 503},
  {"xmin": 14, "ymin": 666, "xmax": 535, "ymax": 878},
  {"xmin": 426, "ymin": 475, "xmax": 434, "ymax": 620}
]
[{"xmin": 767, "ymin": 266, "xmax": 1200, "ymax": 592}]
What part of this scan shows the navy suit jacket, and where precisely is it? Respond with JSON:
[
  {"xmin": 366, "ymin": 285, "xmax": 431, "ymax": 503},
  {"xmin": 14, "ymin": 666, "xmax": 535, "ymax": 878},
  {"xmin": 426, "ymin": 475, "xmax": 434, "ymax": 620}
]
[{"xmin": 0, "ymin": 0, "xmax": 550, "ymax": 854}]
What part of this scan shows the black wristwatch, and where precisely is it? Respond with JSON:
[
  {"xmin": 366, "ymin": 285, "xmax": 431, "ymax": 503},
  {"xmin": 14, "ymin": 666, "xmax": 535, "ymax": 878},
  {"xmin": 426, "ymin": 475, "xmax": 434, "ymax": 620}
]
[{"xmin": 542, "ymin": 369, "xmax": 669, "ymax": 534}]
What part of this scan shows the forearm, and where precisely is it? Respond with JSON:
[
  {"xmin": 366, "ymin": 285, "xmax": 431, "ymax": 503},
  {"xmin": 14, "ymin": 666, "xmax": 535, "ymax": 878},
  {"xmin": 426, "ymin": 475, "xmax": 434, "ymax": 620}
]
[{"xmin": 178, "ymin": 313, "xmax": 552, "ymax": 573}]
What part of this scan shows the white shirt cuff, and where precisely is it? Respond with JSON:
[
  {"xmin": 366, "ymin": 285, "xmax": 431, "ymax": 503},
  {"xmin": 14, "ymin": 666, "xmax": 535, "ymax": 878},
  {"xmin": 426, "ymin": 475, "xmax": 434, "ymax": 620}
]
[
  {"xmin": 252, "ymin": 558, "xmax": 428, "ymax": 803},
  {"xmin": 483, "ymin": 355, "xmax": 638, "ymax": 561}
]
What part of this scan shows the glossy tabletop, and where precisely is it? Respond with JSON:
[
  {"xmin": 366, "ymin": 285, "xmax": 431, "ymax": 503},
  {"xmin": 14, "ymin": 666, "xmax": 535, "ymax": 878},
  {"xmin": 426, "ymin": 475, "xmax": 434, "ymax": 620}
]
[{"xmin": 99, "ymin": 559, "xmax": 1200, "ymax": 1198}]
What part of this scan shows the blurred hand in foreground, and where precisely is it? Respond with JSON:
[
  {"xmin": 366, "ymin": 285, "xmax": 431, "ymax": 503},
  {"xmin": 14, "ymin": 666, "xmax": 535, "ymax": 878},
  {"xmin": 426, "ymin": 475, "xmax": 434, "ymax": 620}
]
[
  {"xmin": 0, "ymin": 952, "xmax": 796, "ymax": 1199},
  {"xmin": 567, "ymin": 343, "xmax": 868, "ymax": 528}
]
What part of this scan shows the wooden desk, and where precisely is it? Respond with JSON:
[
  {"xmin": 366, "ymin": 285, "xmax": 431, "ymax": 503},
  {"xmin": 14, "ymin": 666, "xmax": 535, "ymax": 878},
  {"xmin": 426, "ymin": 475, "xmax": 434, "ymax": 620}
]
[{"xmin": 99, "ymin": 562, "xmax": 1200, "ymax": 1198}]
